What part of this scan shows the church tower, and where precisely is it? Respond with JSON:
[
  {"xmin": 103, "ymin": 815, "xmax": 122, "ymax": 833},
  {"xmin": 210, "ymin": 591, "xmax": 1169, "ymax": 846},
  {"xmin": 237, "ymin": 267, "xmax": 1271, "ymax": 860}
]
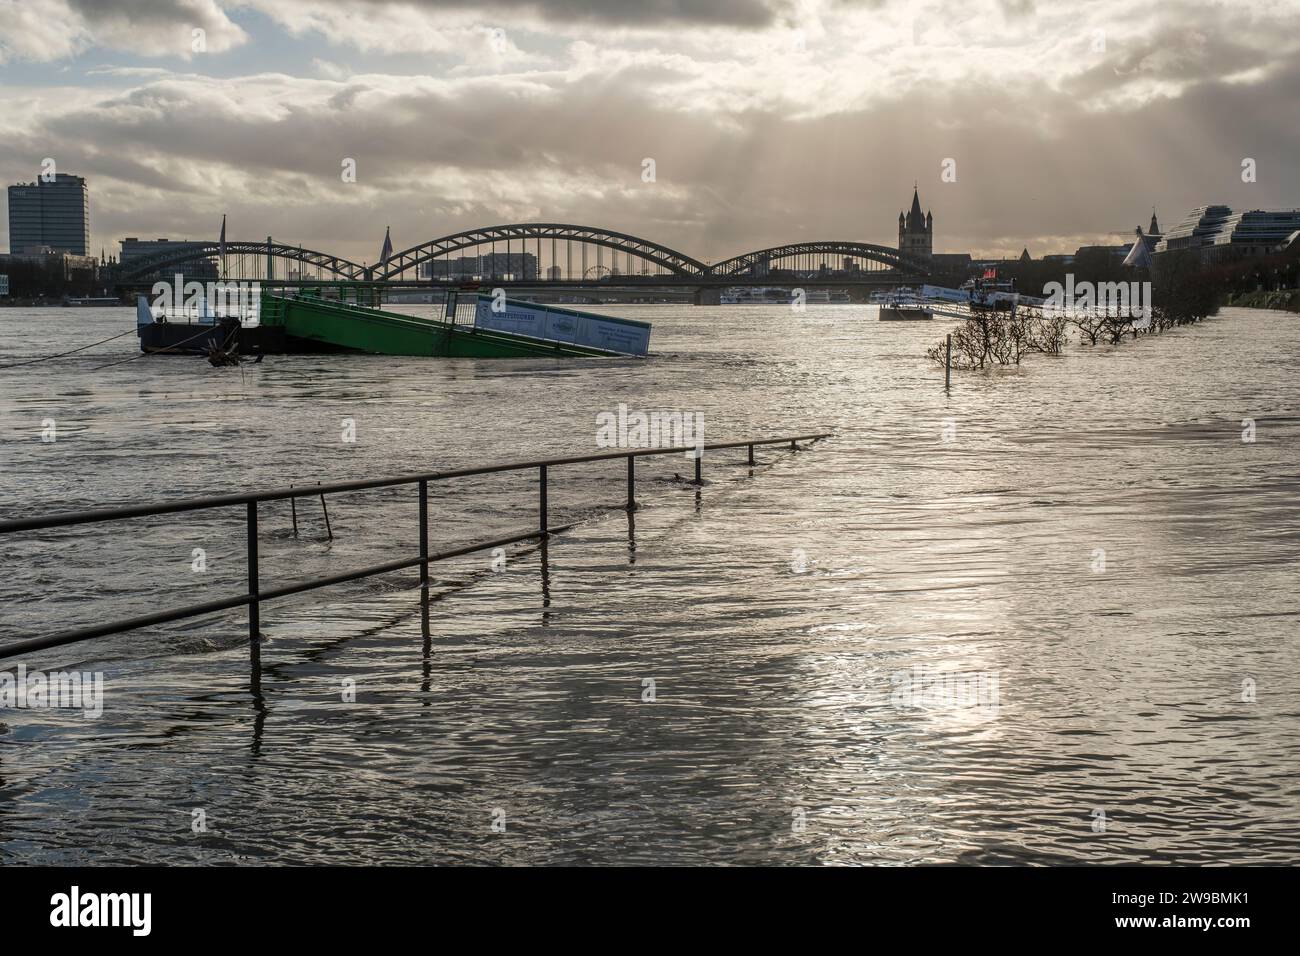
[{"xmin": 898, "ymin": 185, "xmax": 933, "ymax": 259}]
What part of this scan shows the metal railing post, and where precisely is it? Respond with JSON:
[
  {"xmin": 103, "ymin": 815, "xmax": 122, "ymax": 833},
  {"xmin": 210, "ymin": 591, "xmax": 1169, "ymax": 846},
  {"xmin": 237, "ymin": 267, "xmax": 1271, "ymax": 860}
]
[
  {"xmin": 0, "ymin": 432, "xmax": 834, "ymax": 663},
  {"xmin": 418, "ymin": 479, "xmax": 429, "ymax": 587},
  {"xmin": 748, "ymin": 443, "xmax": 755, "ymax": 466},
  {"xmin": 318, "ymin": 482, "xmax": 333, "ymax": 541},
  {"xmin": 539, "ymin": 464, "xmax": 548, "ymax": 536},
  {"xmin": 247, "ymin": 501, "xmax": 260, "ymax": 645}
]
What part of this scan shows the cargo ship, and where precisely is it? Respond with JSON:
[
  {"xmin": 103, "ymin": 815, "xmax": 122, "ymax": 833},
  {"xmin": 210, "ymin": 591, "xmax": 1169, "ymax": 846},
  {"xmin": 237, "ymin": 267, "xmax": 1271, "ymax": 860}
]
[{"xmin": 136, "ymin": 285, "xmax": 651, "ymax": 359}]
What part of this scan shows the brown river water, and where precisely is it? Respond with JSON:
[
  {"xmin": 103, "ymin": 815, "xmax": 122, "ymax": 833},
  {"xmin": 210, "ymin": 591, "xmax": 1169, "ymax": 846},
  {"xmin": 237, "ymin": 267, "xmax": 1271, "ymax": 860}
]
[{"xmin": 0, "ymin": 303, "xmax": 1297, "ymax": 864}]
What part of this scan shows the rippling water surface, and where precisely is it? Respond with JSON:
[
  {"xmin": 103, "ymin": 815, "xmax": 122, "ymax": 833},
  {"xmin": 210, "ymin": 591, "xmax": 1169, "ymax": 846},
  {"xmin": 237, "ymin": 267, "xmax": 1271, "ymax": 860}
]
[{"xmin": 1, "ymin": 303, "xmax": 1297, "ymax": 865}]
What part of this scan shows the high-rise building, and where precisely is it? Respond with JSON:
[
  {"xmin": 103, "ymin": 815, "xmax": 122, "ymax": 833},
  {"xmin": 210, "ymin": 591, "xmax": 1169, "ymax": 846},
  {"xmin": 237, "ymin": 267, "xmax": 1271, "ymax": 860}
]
[
  {"xmin": 7, "ymin": 174, "xmax": 90, "ymax": 255},
  {"xmin": 898, "ymin": 186, "xmax": 933, "ymax": 260}
]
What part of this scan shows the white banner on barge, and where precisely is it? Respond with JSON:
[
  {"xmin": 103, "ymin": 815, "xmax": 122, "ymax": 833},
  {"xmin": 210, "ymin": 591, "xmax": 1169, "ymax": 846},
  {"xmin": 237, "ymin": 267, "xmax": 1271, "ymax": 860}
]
[{"xmin": 473, "ymin": 296, "xmax": 651, "ymax": 356}]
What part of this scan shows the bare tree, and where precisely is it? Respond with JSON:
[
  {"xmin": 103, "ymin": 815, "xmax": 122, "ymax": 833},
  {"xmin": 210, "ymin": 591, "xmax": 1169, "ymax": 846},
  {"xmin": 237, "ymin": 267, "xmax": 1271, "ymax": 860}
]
[
  {"xmin": 928, "ymin": 318, "xmax": 992, "ymax": 369},
  {"xmin": 1003, "ymin": 311, "xmax": 1037, "ymax": 364},
  {"xmin": 1031, "ymin": 313, "xmax": 1069, "ymax": 354},
  {"xmin": 1068, "ymin": 310, "xmax": 1108, "ymax": 345}
]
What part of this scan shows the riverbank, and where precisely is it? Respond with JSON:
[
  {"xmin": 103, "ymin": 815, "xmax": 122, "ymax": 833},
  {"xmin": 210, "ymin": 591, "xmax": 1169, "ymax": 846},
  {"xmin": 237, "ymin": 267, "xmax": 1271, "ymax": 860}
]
[{"xmin": 1226, "ymin": 289, "xmax": 1300, "ymax": 312}]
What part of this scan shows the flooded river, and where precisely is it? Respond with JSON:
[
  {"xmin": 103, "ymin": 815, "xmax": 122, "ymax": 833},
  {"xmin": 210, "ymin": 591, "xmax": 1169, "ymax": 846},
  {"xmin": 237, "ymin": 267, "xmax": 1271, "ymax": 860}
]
[{"xmin": 1, "ymin": 303, "xmax": 1297, "ymax": 864}]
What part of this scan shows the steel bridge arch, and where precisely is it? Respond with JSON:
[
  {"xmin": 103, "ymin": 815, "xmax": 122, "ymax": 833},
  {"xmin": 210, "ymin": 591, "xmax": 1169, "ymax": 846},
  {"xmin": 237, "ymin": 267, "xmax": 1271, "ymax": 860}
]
[
  {"xmin": 707, "ymin": 241, "xmax": 931, "ymax": 277},
  {"xmin": 117, "ymin": 240, "xmax": 368, "ymax": 281},
  {"xmin": 377, "ymin": 223, "xmax": 709, "ymax": 279}
]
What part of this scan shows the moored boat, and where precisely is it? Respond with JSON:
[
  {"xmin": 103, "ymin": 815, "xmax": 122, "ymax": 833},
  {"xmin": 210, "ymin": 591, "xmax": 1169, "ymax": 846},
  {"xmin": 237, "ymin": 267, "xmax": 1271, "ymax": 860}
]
[
  {"xmin": 135, "ymin": 286, "xmax": 651, "ymax": 358},
  {"xmin": 135, "ymin": 294, "xmax": 287, "ymax": 354},
  {"xmin": 879, "ymin": 305, "xmax": 934, "ymax": 320}
]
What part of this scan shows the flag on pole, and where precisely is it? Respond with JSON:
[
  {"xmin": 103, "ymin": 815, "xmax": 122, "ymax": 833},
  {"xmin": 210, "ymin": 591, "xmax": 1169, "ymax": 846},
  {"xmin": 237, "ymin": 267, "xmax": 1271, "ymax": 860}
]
[{"xmin": 379, "ymin": 226, "xmax": 393, "ymax": 264}]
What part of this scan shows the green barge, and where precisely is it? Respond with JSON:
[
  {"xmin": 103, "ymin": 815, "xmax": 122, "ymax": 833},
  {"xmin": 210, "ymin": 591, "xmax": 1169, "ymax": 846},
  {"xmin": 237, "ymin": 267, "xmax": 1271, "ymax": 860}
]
[{"xmin": 136, "ymin": 285, "xmax": 651, "ymax": 359}]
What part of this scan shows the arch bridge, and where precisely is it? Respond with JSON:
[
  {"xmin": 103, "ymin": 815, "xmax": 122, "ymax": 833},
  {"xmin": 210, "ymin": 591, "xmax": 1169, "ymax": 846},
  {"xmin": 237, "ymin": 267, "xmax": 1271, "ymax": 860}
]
[
  {"xmin": 117, "ymin": 240, "xmax": 368, "ymax": 282},
  {"xmin": 376, "ymin": 223, "xmax": 709, "ymax": 280},
  {"xmin": 114, "ymin": 226, "xmax": 932, "ymax": 286},
  {"xmin": 709, "ymin": 241, "xmax": 930, "ymax": 277}
]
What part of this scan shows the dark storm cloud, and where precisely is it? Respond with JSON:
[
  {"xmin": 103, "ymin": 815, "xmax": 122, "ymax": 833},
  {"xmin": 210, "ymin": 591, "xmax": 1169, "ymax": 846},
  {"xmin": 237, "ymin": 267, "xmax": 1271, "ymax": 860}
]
[
  {"xmin": 69, "ymin": 0, "xmax": 787, "ymax": 29},
  {"xmin": 5, "ymin": 0, "xmax": 1298, "ymax": 262},
  {"xmin": 1063, "ymin": 20, "xmax": 1272, "ymax": 98},
  {"xmin": 67, "ymin": 0, "xmax": 208, "ymax": 26},
  {"xmin": 15, "ymin": 43, "xmax": 1300, "ymax": 265},
  {"xmin": 997, "ymin": 0, "xmax": 1036, "ymax": 18},
  {"xmin": 343, "ymin": 0, "xmax": 786, "ymax": 27},
  {"xmin": 460, "ymin": 0, "xmax": 780, "ymax": 26}
]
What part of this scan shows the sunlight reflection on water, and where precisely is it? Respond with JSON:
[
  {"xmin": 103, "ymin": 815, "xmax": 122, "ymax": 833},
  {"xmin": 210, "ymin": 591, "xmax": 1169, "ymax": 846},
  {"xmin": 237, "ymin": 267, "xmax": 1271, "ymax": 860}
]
[{"xmin": 1, "ymin": 304, "xmax": 1297, "ymax": 864}]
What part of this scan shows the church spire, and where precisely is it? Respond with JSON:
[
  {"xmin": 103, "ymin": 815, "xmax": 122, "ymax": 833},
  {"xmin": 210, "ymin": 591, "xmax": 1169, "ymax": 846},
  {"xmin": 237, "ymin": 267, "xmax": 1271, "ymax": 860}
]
[{"xmin": 899, "ymin": 184, "xmax": 934, "ymax": 259}]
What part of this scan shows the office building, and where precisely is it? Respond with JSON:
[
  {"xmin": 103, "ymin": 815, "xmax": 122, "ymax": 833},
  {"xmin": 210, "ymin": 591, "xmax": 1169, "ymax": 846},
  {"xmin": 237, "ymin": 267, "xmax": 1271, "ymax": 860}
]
[
  {"xmin": 1156, "ymin": 206, "xmax": 1300, "ymax": 262},
  {"xmin": 8, "ymin": 174, "xmax": 90, "ymax": 255}
]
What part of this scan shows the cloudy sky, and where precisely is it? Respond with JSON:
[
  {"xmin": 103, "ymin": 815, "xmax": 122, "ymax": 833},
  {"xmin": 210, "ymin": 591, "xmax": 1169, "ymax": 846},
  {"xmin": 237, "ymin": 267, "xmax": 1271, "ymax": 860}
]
[{"xmin": 1, "ymin": 0, "xmax": 1297, "ymax": 265}]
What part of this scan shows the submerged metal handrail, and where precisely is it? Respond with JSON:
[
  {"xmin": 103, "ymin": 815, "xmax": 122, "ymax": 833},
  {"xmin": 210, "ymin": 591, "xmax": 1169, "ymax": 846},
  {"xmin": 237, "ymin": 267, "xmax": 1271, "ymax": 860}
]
[{"xmin": 0, "ymin": 433, "xmax": 831, "ymax": 662}]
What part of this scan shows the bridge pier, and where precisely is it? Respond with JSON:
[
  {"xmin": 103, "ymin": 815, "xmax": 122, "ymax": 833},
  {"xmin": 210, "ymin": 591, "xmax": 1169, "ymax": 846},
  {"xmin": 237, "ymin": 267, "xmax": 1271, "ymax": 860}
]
[{"xmin": 693, "ymin": 286, "xmax": 722, "ymax": 306}]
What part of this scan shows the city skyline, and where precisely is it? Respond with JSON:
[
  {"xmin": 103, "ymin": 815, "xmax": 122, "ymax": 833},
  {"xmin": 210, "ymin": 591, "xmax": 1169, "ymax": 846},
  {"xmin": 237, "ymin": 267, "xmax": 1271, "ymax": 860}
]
[{"xmin": 1, "ymin": 0, "xmax": 1298, "ymax": 265}]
